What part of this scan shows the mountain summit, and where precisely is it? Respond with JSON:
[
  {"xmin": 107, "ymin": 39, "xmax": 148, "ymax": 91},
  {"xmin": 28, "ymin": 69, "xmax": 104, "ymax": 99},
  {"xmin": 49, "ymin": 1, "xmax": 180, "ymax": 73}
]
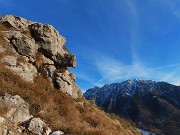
[{"xmin": 84, "ymin": 79, "xmax": 180, "ymax": 135}]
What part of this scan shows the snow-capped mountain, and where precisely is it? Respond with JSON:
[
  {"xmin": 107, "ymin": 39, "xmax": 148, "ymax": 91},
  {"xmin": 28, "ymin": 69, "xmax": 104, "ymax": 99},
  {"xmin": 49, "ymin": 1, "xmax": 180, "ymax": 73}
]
[
  {"xmin": 84, "ymin": 79, "xmax": 180, "ymax": 109},
  {"xmin": 84, "ymin": 79, "xmax": 180, "ymax": 135}
]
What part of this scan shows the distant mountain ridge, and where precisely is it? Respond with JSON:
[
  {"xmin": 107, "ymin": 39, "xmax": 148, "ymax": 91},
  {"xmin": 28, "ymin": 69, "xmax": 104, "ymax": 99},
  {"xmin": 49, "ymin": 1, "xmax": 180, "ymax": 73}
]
[
  {"xmin": 84, "ymin": 79, "xmax": 180, "ymax": 109},
  {"xmin": 84, "ymin": 79, "xmax": 180, "ymax": 135}
]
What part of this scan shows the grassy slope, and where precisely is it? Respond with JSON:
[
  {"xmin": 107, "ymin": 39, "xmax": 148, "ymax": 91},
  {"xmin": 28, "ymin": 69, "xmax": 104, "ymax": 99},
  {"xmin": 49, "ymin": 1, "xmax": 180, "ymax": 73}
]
[{"xmin": 0, "ymin": 24, "xmax": 140, "ymax": 135}]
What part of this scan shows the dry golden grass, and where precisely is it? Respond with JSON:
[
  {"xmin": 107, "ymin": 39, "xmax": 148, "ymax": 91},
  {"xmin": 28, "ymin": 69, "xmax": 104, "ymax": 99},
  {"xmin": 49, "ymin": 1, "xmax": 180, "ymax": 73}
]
[
  {"xmin": 0, "ymin": 64, "xmax": 141, "ymax": 135},
  {"xmin": 16, "ymin": 56, "xmax": 27, "ymax": 66},
  {"xmin": 34, "ymin": 52, "xmax": 44, "ymax": 70},
  {"xmin": 0, "ymin": 24, "xmax": 141, "ymax": 134},
  {"xmin": 22, "ymin": 30, "xmax": 32, "ymax": 38},
  {"xmin": 0, "ymin": 24, "xmax": 8, "ymax": 31},
  {"xmin": 0, "ymin": 24, "xmax": 8, "ymax": 47},
  {"xmin": 0, "ymin": 106, "xmax": 9, "ymax": 116}
]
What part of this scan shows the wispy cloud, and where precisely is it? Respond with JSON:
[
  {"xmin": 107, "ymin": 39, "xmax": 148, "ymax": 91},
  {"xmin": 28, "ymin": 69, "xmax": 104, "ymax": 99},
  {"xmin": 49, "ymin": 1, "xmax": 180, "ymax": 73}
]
[
  {"xmin": 93, "ymin": 54, "xmax": 180, "ymax": 86},
  {"xmin": 75, "ymin": 72, "xmax": 94, "ymax": 84},
  {"xmin": 125, "ymin": 0, "xmax": 140, "ymax": 63},
  {"xmin": 94, "ymin": 55, "xmax": 148, "ymax": 82}
]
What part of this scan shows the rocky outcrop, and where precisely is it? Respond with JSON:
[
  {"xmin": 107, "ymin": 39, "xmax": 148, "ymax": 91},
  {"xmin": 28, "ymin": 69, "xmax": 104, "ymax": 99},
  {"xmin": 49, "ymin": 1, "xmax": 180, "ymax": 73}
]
[
  {"xmin": 0, "ymin": 94, "xmax": 64, "ymax": 135},
  {"xmin": 0, "ymin": 15, "xmax": 81, "ymax": 98}
]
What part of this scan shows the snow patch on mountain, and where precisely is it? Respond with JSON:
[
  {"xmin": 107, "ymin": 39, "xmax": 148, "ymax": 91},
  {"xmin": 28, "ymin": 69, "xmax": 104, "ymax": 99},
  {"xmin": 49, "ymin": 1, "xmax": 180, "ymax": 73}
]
[{"xmin": 84, "ymin": 79, "xmax": 180, "ymax": 109}]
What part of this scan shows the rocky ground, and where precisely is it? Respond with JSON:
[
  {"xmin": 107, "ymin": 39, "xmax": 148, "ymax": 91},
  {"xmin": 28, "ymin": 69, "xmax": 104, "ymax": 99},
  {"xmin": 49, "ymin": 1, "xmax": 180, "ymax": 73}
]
[{"xmin": 0, "ymin": 94, "xmax": 64, "ymax": 135}]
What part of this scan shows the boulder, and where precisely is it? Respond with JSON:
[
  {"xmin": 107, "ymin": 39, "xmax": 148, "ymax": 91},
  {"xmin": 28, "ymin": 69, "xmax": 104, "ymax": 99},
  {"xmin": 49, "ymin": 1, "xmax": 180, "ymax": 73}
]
[
  {"xmin": 0, "ymin": 95, "xmax": 32, "ymax": 123},
  {"xmin": 51, "ymin": 131, "xmax": 64, "ymax": 135},
  {"xmin": 28, "ymin": 118, "xmax": 51, "ymax": 135}
]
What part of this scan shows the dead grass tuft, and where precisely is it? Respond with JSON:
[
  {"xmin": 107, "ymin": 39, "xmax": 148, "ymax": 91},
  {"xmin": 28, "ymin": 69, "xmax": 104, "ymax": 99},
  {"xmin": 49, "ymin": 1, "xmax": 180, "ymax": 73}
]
[
  {"xmin": 34, "ymin": 52, "xmax": 43, "ymax": 70},
  {"xmin": 0, "ymin": 106, "xmax": 9, "ymax": 116}
]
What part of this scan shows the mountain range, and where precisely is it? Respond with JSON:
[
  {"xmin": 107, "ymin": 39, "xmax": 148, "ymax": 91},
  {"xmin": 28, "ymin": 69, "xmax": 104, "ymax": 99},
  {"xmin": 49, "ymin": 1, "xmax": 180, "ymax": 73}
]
[{"xmin": 84, "ymin": 79, "xmax": 180, "ymax": 135}]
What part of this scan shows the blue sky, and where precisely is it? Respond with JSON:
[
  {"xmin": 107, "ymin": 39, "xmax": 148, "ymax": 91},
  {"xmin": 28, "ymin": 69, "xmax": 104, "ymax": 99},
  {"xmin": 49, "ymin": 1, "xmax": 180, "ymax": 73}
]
[{"xmin": 1, "ymin": 0, "xmax": 180, "ymax": 91}]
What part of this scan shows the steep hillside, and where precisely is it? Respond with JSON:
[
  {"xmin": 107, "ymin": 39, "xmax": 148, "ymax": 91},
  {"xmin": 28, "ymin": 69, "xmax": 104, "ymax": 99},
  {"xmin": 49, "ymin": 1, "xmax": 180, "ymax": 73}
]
[
  {"xmin": 0, "ymin": 15, "xmax": 140, "ymax": 135},
  {"xmin": 84, "ymin": 79, "xmax": 180, "ymax": 135}
]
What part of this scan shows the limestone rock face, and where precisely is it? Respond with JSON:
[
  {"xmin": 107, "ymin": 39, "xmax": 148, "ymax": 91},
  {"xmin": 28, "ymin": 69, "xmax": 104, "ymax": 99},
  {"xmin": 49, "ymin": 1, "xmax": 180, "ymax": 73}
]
[
  {"xmin": 54, "ymin": 70, "xmax": 81, "ymax": 99},
  {"xmin": 29, "ymin": 23, "xmax": 66, "ymax": 59},
  {"xmin": 0, "ymin": 15, "xmax": 32, "ymax": 30},
  {"xmin": 0, "ymin": 15, "xmax": 81, "ymax": 98},
  {"xmin": 10, "ymin": 62, "xmax": 38, "ymax": 82},
  {"xmin": 11, "ymin": 33, "xmax": 38, "ymax": 56}
]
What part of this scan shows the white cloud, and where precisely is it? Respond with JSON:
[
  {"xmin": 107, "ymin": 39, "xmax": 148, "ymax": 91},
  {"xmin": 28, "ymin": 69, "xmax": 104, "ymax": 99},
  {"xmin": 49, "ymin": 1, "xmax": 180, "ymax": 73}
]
[
  {"xmin": 94, "ymin": 55, "xmax": 147, "ymax": 82},
  {"xmin": 75, "ymin": 72, "xmax": 94, "ymax": 83},
  {"xmin": 92, "ymin": 54, "xmax": 180, "ymax": 86}
]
